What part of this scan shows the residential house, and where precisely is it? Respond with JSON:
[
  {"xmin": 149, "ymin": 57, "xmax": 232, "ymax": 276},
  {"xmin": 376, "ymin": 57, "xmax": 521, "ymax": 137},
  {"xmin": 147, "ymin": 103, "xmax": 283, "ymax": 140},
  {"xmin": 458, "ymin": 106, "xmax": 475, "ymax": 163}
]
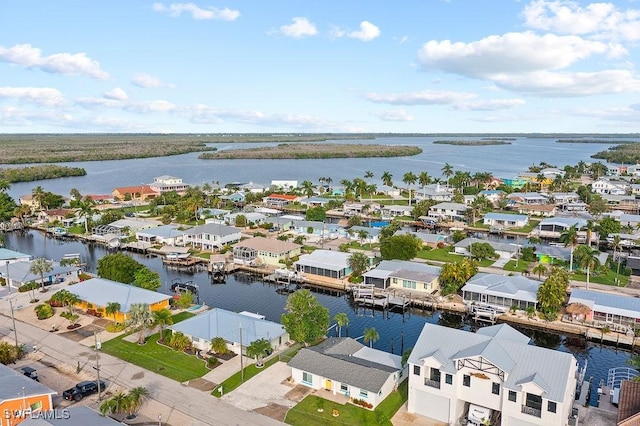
[
  {"xmin": 618, "ymin": 214, "xmax": 640, "ymax": 230},
  {"xmin": 135, "ymin": 224, "xmax": 185, "ymax": 246},
  {"xmin": 168, "ymin": 308, "xmax": 289, "ymax": 355},
  {"xmin": 567, "ymin": 288, "xmax": 640, "ymax": 329},
  {"xmin": 183, "ymin": 223, "xmax": 242, "ymax": 250},
  {"xmin": 454, "ymin": 238, "xmax": 518, "ymax": 260},
  {"xmin": 224, "ymin": 212, "xmax": 267, "ymax": 226},
  {"xmin": 241, "ymin": 181, "xmax": 265, "ymax": 193},
  {"xmin": 149, "ymin": 175, "xmax": 190, "ymax": 194},
  {"xmin": 288, "ymin": 337, "xmax": 406, "ymax": 410},
  {"xmin": 270, "ymin": 180, "xmax": 298, "ymax": 190},
  {"xmin": 381, "ymin": 205, "xmax": 414, "ymax": 219},
  {"xmin": 548, "ymin": 192, "xmax": 580, "ymax": 205},
  {"xmin": 37, "ymin": 209, "xmax": 75, "ymax": 226},
  {"xmin": 363, "ymin": 260, "xmax": 441, "ymax": 292},
  {"xmin": 592, "ymin": 178, "xmax": 629, "ymax": 195},
  {"xmin": 531, "ymin": 217, "xmax": 588, "ymax": 240},
  {"xmin": 478, "ymin": 190, "xmax": 506, "ymax": 206},
  {"xmin": 65, "ymin": 277, "xmax": 171, "ymax": 323},
  {"xmin": 2, "ymin": 259, "xmax": 79, "ymax": 290},
  {"xmin": 414, "ymin": 184, "xmax": 453, "ymax": 202},
  {"xmin": 232, "ymin": 237, "xmax": 302, "ymax": 267},
  {"xmin": 0, "ymin": 363, "xmax": 57, "ymax": 426},
  {"xmin": 347, "ymin": 226, "xmax": 381, "ymax": 244},
  {"xmin": 0, "ymin": 248, "xmax": 32, "ymax": 265},
  {"xmin": 197, "ymin": 208, "xmax": 231, "ymax": 221},
  {"xmin": 428, "ymin": 202, "xmax": 469, "ymax": 222},
  {"xmin": 379, "ymin": 185, "xmax": 401, "ymax": 197},
  {"xmin": 500, "ymin": 177, "xmax": 528, "ymax": 189},
  {"xmin": 219, "ymin": 192, "xmax": 246, "ymax": 204},
  {"xmin": 18, "ymin": 194, "xmax": 41, "ymax": 211},
  {"xmin": 291, "ymin": 220, "xmax": 345, "ymax": 239},
  {"xmin": 631, "ymin": 184, "xmax": 640, "ymax": 197},
  {"xmin": 617, "ymin": 381, "xmax": 640, "ymax": 425},
  {"xmin": 111, "ymin": 184, "xmax": 158, "ymax": 201},
  {"xmin": 294, "ymin": 250, "xmax": 352, "ymax": 280},
  {"xmin": 515, "ymin": 203, "xmax": 557, "ymax": 217},
  {"xmin": 410, "ymin": 232, "xmax": 448, "ymax": 248},
  {"xmin": 602, "ymin": 194, "xmax": 639, "ymax": 213},
  {"xmin": 407, "ymin": 323, "xmax": 577, "ymax": 426},
  {"xmin": 300, "ymin": 197, "xmax": 330, "ymax": 208},
  {"xmin": 87, "ymin": 194, "xmax": 114, "ymax": 204},
  {"xmin": 263, "ymin": 193, "xmax": 300, "ymax": 208},
  {"xmin": 507, "ymin": 192, "xmax": 548, "ymax": 205},
  {"xmin": 461, "ymin": 273, "xmax": 541, "ymax": 312},
  {"xmin": 482, "ymin": 213, "xmax": 528, "ymax": 230}
]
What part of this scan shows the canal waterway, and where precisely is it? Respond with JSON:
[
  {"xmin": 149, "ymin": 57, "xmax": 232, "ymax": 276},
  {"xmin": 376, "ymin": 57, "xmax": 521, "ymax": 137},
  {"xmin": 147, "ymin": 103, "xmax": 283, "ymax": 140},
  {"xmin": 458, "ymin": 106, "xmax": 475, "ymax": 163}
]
[{"xmin": 1, "ymin": 230, "xmax": 633, "ymax": 406}]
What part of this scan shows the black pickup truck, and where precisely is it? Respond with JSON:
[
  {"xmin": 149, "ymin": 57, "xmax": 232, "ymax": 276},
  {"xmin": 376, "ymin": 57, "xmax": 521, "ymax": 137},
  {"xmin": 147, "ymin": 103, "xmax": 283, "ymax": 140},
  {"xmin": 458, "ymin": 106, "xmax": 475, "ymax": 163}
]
[{"xmin": 62, "ymin": 380, "xmax": 106, "ymax": 401}]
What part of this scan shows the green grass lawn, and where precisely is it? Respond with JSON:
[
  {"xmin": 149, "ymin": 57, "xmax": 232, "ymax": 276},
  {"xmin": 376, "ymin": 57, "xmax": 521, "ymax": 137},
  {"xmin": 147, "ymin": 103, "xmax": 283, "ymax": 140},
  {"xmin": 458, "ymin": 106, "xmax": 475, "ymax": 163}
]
[
  {"xmin": 503, "ymin": 260, "xmax": 532, "ymax": 273},
  {"xmin": 570, "ymin": 269, "xmax": 629, "ymax": 286},
  {"xmin": 345, "ymin": 241, "xmax": 379, "ymax": 251},
  {"xmin": 416, "ymin": 247, "xmax": 494, "ymax": 267},
  {"xmin": 285, "ymin": 379, "xmax": 408, "ymax": 426},
  {"xmin": 99, "ymin": 312, "xmax": 204, "ymax": 382},
  {"xmin": 213, "ymin": 343, "xmax": 303, "ymax": 397}
]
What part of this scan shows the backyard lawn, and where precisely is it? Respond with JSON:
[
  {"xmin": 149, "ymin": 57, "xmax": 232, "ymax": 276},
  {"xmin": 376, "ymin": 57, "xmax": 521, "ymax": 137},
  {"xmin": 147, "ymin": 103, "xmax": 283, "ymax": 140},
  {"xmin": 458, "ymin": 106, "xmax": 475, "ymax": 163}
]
[
  {"xmin": 99, "ymin": 312, "xmax": 204, "ymax": 382},
  {"xmin": 416, "ymin": 247, "xmax": 495, "ymax": 267},
  {"xmin": 285, "ymin": 380, "xmax": 408, "ymax": 426}
]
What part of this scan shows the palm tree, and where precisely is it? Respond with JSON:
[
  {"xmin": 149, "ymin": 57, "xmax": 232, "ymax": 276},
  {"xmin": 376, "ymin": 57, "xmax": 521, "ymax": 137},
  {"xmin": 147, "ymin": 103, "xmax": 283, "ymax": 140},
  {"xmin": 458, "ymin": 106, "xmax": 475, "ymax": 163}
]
[
  {"xmin": 152, "ymin": 308, "xmax": 173, "ymax": 342},
  {"xmin": 78, "ymin": 197, "xmax": 97, "ymax": 234},
  {"xmin": 611, "ymin": 235, "xmax": 623, "ymax": 285},
  {"xmin": 31, "ymin": 186, "xmax": 46, "ymax": 211},
  {"xmin": 29, "ymin": 257, "xmax": 53, "ymax": 292},
  {"xmin": 300, "ymin": 180, "xmax": 315, "ymax": 197},
  {"xmin": 364, "ymin": 170, "xmax": 374, "ymax": 181},
  {"xmin": 441, "ymin": 163, "xmax": 454, "ymax": 186},
  {"xmin": 402, "ymin": 172, "xmax": 417, "ymax": 205},
  {"xmin": 559, "ymin": 225, "xmax": 579, "ymax": 272},
  {"xmin": 418, "ymin": 171, "xmax": 431, "ymax": 188},
  {"xmin": 575, "ymin": 245, "xmax": 601, "ymax": 290},
  {"xmin": 62, "ymin": 291, "xmax": 81, "ymax": 316},
  {"xmin": 127, "ymin": 303, "xmax": 154, "ymax": 345},
  {"xmin": 246, "ymin": 338, "xmax": 272, "ymax": 367},
  {"xmin": 125, "ymin": 386, "xmax": 149, "ymax": 420},
  {"xmin": 0, "ymin": 180, "xmax": 11, "ymax": 193},
  {"xmin": 105, "ymin": 302, "xmax": 121, "ymax": 321},
  {"xmin": 532, "ymin": 263, "xmax": 548, "ymax": 280},
  {"xmin": 334, "ymin": 312, "xmax": 349, "ymax": 337},
  {"xmin": 211, "ymin": 336, "xmax": 229, "ymax": 355},
  {"xmin": 100, "ymin": 392, "xmax": 129, "ymax": 416},
  {"xmin": 585, "ymin": 220, "xmax": 596, "ymax": 246},
  {"xmin": 381, "ymin": 171, "xmax": 393, "ymax": 187},
  {"xmin": 363, "ymin": 327, "xmax": 379, "ymax": 348}
]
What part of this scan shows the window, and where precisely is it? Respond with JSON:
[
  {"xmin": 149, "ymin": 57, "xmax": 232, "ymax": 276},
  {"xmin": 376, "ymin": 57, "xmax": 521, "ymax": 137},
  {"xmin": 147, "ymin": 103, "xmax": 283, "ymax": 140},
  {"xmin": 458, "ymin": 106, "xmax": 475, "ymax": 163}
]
[
  {"xmin": 302, "ymin": 372, "xmax": 313, "ymax": 385},
  {"xmin": 463, "ymin": 375, "xmax": 470, "ymax": 387},
  {"xmin": 445, "ymin": 374, "xmax": 453, "ymax": 385},
  {"xmin": 402, "ymin": 280, "xmax": 417, "ymax": 289},
  {"xmin": 413, "ymin": 365, "xmax": 421, "ymax": 376},
  {"xmin": 508, "ymin": 391, "xmax": 517, "ymax": 402},
  {"xmin": 492, "ymin": 382, "xmax": 500, "ymax": 395},
  {"xmin": 359, "ymin": 389, "xmax": 368, "ymax": 398},
  {"xmin": 548, "ymin": 401, "xmax": 557, "ymax": 413},
  {"xmin": 340, "ymin": 383, "xmax": 348, "ymax": 393},
  {"xmin": 430, "ymin": 368, "xmax": 441, "ymax": 382}
]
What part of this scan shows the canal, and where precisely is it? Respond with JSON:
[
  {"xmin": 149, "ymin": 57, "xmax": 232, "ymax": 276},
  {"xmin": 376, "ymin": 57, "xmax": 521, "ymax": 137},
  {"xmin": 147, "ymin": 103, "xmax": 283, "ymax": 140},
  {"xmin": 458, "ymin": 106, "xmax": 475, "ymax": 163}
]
[{"xmin": 2, "ymin": 229, "xmax": 633, "ymax": 406}]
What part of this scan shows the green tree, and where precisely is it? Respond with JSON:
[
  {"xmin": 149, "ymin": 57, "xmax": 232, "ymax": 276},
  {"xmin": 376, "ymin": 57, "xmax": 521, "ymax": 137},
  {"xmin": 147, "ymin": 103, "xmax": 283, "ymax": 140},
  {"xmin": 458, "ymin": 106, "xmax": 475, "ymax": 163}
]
[
  {"xmin": 537, "ymin": 267, "xmax": 569, "ymax": 321},
  {"xmin": 598, "ymin": 216, "xmax": 621, "ymax": 239},
  {"xmin": 125, "ymin": 386, "xmax": 149, "ymax": 419},
  {"xmin": 439, "ymin": 258, "xmax": 478, "ymax": 296},
  {"xmin": 452, "ymin": 230, "xmax": 466, "ymax": 243},
  {"xmin": 34, "ymin": 303, "xmax": 54, "ymax": 320},
  {"xmin": 402, "ymin": 172, "xmax": 417, "ymax": 205},
  {"xmin": 246, "ymin": 338, "xmax": 272, "ymax": 367},
  {"xmin": 305, "ymin": 206, "xmax": 326, "ymax": 222},
  {"xmin": 441, "ymin": 163, "xmax": 454, "ymax": 185},
  {"xmin": 469, "ymin": 242, "xmax": 496, "ymax": 261},
  {"xmin": 97, "ymin": 253, "xmax": 144, "ymax": 284},
  {"xmin": 0, "ymin": 192, "xmax": 17, "ymax": 222},
  {"xmin": 348, "ymin": 252, "xmax": 369, "ymax": 281},
  {"xmin": 301, "ymin": 180, "xmax": 315, "ymax": 197},
  {"xmin": 281, "ymin": 289, "xmax": 329, "ymax": 345},
  {"xmin": 152, "ymin": 308, "xmax": 173, "ymax": 342},
  {"xmin": 418, "ymin": 171, "xmax": 431, "ymax": 188},
  {"xmin": 235, "ymin": 214, "xmax": 247, "ymax": 227},
  {"xmin": 133, "ymin": 268, "xmax": 161, "ymax": 291},
  {"xmin": 333, "ymin": 312, "xmax": 349, "ymax": 337},
  {"xmin": 100, "ymin": 392, "xmax": 129, "ymax": 417},
  {"xmin": 211, "ymin": 336, "xmax": 229, "ymax": 355},
  {"xmin": 105, "ymin": 302, "xmax": 121, "ymax": 321},
  {"xmin": 78, "ymin": 197, "xmax": 96, "ymax": 234},
  {"xmin": 381, "ymin": 171, "xmax": 393, "ymax": 187},
  {"xmin": 532, "ymin": 263, "xmax": 548, "ymax": 280},
  {"xmin": 363, "ymin": 327, "xmax": 379, "ymax": 348},
  {"xmin": 127, "ymin": 303, "xmax": 154, "ymax": 345},
  {"xmin": 559, "ymin": 225, "xmax": 579, "ymax": 272},
  {"xmin": 380, "ymin": 234, "xmax": 421, "ymax": 260},
  {"xmin": 574, "ymin": 245, "xmax": 601, "ymax": 290},
  {"xmin": 29, "ymin": 257, "xmax": 53, "ymax": 292}
]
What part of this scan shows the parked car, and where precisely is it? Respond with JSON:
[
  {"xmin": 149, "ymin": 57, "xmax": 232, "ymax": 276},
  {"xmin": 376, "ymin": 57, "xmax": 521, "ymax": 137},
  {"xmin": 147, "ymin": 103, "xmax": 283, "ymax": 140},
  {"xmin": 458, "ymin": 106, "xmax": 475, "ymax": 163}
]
[
  {"xmin": 62, "ymin": 380, "xmax": 106, "ymax": 401},
  {"xmin": 20, "ymin": 367, "xmax": 38, "ymax": 381}
]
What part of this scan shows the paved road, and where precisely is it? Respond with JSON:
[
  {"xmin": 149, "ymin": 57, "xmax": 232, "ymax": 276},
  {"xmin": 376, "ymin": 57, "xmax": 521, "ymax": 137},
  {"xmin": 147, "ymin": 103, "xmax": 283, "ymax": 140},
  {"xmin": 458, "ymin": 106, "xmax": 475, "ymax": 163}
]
[{"xmin": 0, "ymin": 311, "xmax": 284, "ymax": 426}]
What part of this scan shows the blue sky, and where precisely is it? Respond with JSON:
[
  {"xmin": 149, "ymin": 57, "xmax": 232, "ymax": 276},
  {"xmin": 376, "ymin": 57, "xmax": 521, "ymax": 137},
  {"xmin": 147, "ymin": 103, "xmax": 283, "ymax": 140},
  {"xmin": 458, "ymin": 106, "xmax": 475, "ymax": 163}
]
[{"xmin": 1, "ymin": 1, "xmax": 640, "ymax": 133}]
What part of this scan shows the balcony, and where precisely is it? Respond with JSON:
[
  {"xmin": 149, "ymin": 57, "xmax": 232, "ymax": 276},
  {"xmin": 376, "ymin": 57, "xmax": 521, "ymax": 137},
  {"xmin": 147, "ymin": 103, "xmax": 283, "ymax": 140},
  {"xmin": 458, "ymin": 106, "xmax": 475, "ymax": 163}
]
[
  {"xmin": 521, "ymin": 405, "xmax": 541, "ymax": 418},
  {"xmin": 424, "ymin": 378, "xmax": 441, "ymax": 389}
]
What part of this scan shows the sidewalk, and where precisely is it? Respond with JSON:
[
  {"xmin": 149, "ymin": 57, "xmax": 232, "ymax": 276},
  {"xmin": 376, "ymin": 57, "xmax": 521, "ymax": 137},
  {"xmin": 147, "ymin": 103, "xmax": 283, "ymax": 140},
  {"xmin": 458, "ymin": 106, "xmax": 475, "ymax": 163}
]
[{"xmin": 0, "ymin": 301, "xmax": 284, "ymax": 426}]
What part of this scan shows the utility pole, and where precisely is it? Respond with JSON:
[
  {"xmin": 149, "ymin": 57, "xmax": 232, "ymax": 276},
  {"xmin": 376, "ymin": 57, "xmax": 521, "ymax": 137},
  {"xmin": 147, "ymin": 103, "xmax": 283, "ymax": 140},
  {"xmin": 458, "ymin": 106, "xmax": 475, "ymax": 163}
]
[
  {"xmin": 94, "ymin": 331, "xmax": 102, "ymax": 401},
  {"xmin": 8, "ymin": 297, "xmax": 18, "ymax": 348},
  {"xmin": 5, "ymin": 261, "xmax": 11, "ymax": 295},
  {"xmin": 239, "ymin": 323, "xmax": 244, "ymax": 383}
]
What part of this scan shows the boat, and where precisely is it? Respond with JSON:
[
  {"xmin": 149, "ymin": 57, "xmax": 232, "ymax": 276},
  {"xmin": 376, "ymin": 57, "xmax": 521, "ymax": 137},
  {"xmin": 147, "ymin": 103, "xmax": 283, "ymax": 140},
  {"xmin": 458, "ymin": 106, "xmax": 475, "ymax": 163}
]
[{"xmin": 170, "ymin": 278, "xmax": 199, "ymax": 294}]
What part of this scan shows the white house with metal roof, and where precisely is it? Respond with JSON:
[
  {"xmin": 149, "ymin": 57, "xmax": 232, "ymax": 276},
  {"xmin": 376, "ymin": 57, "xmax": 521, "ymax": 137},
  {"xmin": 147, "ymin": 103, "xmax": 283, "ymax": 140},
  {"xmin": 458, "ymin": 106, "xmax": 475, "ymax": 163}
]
[
  {"xmin": 428, "ymin": 202, "xmax": 469, "ymax": 222},
  {"xmin": 183, "ymin": 223, "xmax": 242, "ymax": 250},
  {"xmin": 224, "ymin": 211, "xmax": 267, "ymax": 226},
  {"xmin": 135, "ymin": 224, "xmax": 185, "ymax": 246},
  {"xmin": 288, "ymin": 337, "xmax": 406, "ymax": 409},
  {"xmin": 414, "ymin": 184, "xmax": 453, "ymax": 202},
  {"xmin": 294, "ymin": 250, "xmax": 352, "ymax": 280},
  {"xmin": 347, "ymin": 226, "xmax": 381, "ymax": 244},
  {"xmin": 168, "ymin": 308, "xmax": 289, "ymax": 355},
  {"xmin": 408, "ymin": 323, "xmax": 577, "ymax": 426},
  {"xmin": 568, "ymin": 288, "xmax": 640, "ymax": 329},
  {"xmin": 454, "ymin": 238, "xmax": 518, "ymax": 259},
  {"xmin": 461, "ymin": 273, "xmax": 541, "ymax": 312},
  {"xmin": 532, "ymin": 217, "xmax": 588, "ymax": 239},
  {"xmin": 482, "ymin": 213, "xmax": 528, "ymax": 229},
  {"xmin": 363, "ymin": 260, "xmax": 441, "ymax": 293},
  {"xmin": 1, "ymin": 259, "xmax": 79, "ymax": 290}
]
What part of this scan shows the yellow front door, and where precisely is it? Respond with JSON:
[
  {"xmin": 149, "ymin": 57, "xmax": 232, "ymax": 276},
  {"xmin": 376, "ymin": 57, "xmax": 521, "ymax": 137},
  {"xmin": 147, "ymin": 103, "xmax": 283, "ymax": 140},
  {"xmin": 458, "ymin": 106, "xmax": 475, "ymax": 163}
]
[{"xmin": 325, "ymin": 379, "xmax": 332, "ymax": 390}]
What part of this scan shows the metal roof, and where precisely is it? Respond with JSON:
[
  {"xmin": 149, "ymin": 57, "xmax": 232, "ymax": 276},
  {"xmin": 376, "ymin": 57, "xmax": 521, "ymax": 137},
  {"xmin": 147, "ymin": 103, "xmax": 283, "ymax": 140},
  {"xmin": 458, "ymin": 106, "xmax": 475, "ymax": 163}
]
[
  {"xmin": 0, "ymin": 248, "xmax": 31, "ymax": 261},
  {"xmin": 135, "ymin": 224, "xmax": 184, "ymax": 238},
  {"xmin": 538, "ymin": 217, "xmax": 588, "ymax": 228},
  {"xmin": 234, "ymin": 237, "xmax": 301, "ymax": 254},
  {"xmin": 20, "ymin": 406, "xmax": 121, "ymax": 425},
  {"xmin": 461, "ymin": 273, "xmax": 541, "ymax": 303},
  {"xmin": 294, "ymin": 250, "xmax": 351, "ymax": 270},
  {"xmin": 363, "ymin": 260, "xmax": 441, "ymax": 281},
  {"xmin": 5, "ymin": 260, "xmax": 78, "ymax": 284},
  {"xmin": 183, "ymin": 223, "xmax": 241, "ymax": 237},
  {"xmin": 0, "ymin": 364, "xmax": 56, "ymax": 401},
  {"xmin": 483, "ymin": 213, "xmax": 528, "ymax": 222},
  {"xmin": 569, "ymin": 289, "xmax": 640, "ymax": 319},
  {"xmin": 65, "ymin": 278, "xmax": 171, "ymax": 312},
  {"xmin": 454, "ymin": 238, "xmax": 518, "ymax": 253}
]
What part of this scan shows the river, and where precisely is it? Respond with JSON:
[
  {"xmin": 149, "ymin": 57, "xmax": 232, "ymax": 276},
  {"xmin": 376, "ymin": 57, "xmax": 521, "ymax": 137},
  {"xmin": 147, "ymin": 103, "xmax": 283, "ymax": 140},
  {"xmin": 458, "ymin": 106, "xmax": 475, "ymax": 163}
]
[
  {"xmin": 5, "ymin": 136, "xmax": 632, "ymax": 201},
  {"xmin": 1, "ymin": 230, "xmax": 633, "ymax": 406}
]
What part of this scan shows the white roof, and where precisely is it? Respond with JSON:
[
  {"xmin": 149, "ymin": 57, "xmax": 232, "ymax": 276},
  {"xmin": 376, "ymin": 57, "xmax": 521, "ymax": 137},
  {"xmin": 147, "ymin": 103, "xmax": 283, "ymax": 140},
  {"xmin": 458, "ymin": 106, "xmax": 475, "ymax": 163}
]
[
  {"xmin": 569, "ymin": 289, "xmax": 640, "ymax": 319},
  {"xmin": 461, "ymin": 273, "xmax": 540, "ymax": 303},
  {"xmin": 295, "ymin": 250, "xmax": 351, "ymax": 270},
  {"xmin": 65, "ymin": 277, "xmax": 171, "ymax": 312}
]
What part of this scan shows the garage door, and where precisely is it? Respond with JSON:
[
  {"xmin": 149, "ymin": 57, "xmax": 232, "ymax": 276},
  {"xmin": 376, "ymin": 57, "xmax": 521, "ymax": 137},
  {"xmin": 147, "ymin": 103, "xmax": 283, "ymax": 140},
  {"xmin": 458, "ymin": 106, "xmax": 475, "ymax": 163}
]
[
  {"xmin": 412, "ymin": 390, "xmax": 450, "ymax": 423},
  {"xmin": 506, "ymin": 417, "xmax": 538, "ymax": 426}
]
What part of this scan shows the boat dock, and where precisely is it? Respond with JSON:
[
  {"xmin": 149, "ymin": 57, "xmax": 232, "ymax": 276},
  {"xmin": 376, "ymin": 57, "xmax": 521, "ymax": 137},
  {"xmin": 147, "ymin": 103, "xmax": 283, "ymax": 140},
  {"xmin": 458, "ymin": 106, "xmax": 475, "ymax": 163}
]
[{"xmin": 351, "ymin": 285, "xmax": 412, "ymax": 312}]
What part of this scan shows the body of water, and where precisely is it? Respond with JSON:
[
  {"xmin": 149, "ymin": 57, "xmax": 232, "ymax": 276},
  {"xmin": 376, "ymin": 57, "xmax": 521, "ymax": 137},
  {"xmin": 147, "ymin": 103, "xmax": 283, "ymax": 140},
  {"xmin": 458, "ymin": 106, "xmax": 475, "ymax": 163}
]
[
  {"xmin": 1, "ymin": 230, "xmax": 633, "ymax": 406},
  {"xmin": 5, "ymin": 136, "xmax": 625, "ymax": 201}
]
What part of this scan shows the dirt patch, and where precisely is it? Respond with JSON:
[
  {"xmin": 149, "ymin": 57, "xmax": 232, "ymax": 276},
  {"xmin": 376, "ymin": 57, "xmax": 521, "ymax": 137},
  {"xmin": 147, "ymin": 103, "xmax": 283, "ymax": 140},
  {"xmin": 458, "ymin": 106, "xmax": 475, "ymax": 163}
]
[
  {"xmin": 185, "ymin": 378, "xmax": 217, "ymax": 392},
  {"xmin": 93, "ymin": 318, "xmax": 111, "ymax": 327},
  {"xmin": 284, "ymin": 385, "xmax": 312, "ymax": 403},
  {"xmin": 59, "ymin": 330, "xmax": 88, "ymax": 342},
  {"xmin": 254, "ymin": 403, "xmax": 289, "ymax": 422}
]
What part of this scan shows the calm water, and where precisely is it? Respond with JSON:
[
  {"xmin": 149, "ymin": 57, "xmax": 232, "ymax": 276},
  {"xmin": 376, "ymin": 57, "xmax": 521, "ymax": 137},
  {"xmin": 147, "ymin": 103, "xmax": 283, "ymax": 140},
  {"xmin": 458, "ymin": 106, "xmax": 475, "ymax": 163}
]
[
  {"xmin": 1, "ymin": 230, "xmax": 632, "ymax": 406},
  {"xmin": 5, "ymin": 136, "xmax": 628, "ymax": 200}
]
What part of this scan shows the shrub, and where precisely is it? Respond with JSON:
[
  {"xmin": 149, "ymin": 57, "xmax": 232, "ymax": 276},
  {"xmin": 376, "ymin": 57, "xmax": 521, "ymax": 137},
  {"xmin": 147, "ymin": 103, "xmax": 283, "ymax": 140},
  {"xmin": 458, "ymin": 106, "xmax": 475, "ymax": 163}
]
[
  {"xmin": 106, "ymin": 322, "xmax": 126, "ymax": 333},
  {"xmin": 18, "ymin": 282, "xmax": 39, "ymax": 293},
  {"xmin": 207, "ymin": 357, "xmax": 219, "ymax": 368},
  {"xmin": 34, "ymin": 304, "xmax": 54, "ymax": 320}
]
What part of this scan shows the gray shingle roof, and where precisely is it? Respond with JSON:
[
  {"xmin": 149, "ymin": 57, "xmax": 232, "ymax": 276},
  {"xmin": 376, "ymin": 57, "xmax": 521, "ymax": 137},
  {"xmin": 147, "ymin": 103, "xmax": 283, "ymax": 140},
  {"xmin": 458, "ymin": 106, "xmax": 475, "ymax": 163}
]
[
  {"xmin": 408, "ymin": 323, "xmax": 575, "ymax": 402},
  {"xmin": 288, "ymin": 337, "xmax": 402, "ymax": 393}
]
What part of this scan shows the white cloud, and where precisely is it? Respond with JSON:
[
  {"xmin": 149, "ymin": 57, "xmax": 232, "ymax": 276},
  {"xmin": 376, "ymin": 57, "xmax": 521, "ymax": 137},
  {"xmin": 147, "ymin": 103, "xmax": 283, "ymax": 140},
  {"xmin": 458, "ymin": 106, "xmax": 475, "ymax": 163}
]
[
  {"xmin": 126, "ymin": 100, "xmax": 178, "ymax": 113},
  {"xmin": 103, "ymin": 88, "xmax": 128, "ymax": 101},
  {"xmin": 454, "ymin": 98, "xmax": 526, "ymax": 111},
  {"xmin": 188, "ymin": 104, "xmax": 330, "ymax": 128},
  {"xmin": 0, "ymin": 87, "xmax": 65, "ymax": 106},
  {"xmin": 495, "ymin": 69, "xmax": 640, "ymax": 96},
  {"xmin": 279, "ymin": 17, "xmax": 318, "ymax": 38},
  {"xmin": 152, "ymin": 2, "xmax": 239, "ymax": 21},
  {"xmin": 0, "ymin": 44, "xmax": 109, "ymax": 80},
  {"xmin": 372, "ymin": 109, "xmax": 414, "ymax": 121},
  {"xmin": 522, "ymin": 0, "xmax": 640, "ymax": 41},
  {"xmin": 417, "ymin": 31, "xmax": 619, "ymax": 78},
  {"xmin": 131, "ymin": 73, "xmax": 174, "ymax": 88},
  {"xmin": 365, "ymin": 90, "xmax": 477, "ymax": 105},
  {"xmin": 331, "ymin": 21, "xmax": 381, "ymax": 42}
]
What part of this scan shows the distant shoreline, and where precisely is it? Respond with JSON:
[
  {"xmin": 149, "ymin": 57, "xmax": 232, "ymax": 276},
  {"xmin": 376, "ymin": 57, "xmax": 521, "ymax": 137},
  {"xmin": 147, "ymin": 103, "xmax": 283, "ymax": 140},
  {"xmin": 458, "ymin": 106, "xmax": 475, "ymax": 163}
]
[
  {"xmin": 433, "ymin": 140, "xmax": 511, "ymax": 146},
  {"xmin": 198, "ymin": 143, "xmax": 423, "ymax": 159}
]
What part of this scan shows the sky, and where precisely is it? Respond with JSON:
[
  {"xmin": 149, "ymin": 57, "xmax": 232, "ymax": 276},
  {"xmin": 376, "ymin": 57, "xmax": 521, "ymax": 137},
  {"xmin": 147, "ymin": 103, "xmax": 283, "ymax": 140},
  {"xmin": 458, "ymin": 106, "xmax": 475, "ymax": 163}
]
[{"xmin": 1, "ymin": 1, "xmax": 640, "ymax": 134}]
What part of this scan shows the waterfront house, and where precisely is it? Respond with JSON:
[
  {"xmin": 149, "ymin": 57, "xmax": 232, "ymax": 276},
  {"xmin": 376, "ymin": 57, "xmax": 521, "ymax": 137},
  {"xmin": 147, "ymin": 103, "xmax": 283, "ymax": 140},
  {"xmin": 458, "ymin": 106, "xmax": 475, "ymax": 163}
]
[
  {"xmin": 531, "ymin": 217, "xmax": 588, "ymax": 240},
  {"xmin": 602, "ymin": 194, "xmax": 639, "ymax": 212},
  {"xmin": 0, "ymin": 363, "xmax": 57, "ymax": 426},
  {"xmin": 454, "ymin": 238, "xmax": 518, "ymax": 260},
  {"xmin": 478, "ymin": 190, "xmax": 506, "ymax": 206},
  {"xmin": 135, "ymin": 224, "xmax": 185, "ymax": 246},
  {"xmin": 461, "ymin": 273, "xmax": 540, "ymax": 312},
  {"xmin": 149, "ymin": 175, "xmax": 190, "ymax": 194},
  {"xmin": 379, "ymin": 185, "xmax": 401, "ymax": 197},
  {"xmin": 500, "ymin": 177, "xmax": 528, "ymax": 189},
  {"xmin": 66, "ymin": 277, "xmax": 171, "ymax": 323},
  {"xmin": 482, "ymin": 213, "xmax": 529, "ymax": 230},
  {"xmin": 232, "ymin": 237, "xmax": 301, "ymax": 267},
  {"xmin": 111, "ymin": 184, "xmax": 158, "ymax": 201},
  {"xmin": 224, "ymin": 211, "xmax": 267, "ymax": 226},
  {"xmin": 168, "ymin": 308, "xmax": 289, "ymax": 355},
  {"xmin": 507, "ymin": 192, "xmax": 548, "ymax": 205},
  {"xmin": 567, "ymin": 288, "xmax": 640, "ymax": 329},
  {"xmin": 2, "ymin": 259, "xmax": 79, "ymax": 290},
  {"xmin": 394, "ymin": 229, "xmax": 448, "ymax": 248},
  {"xmin": 381, "ymin": 205, "xmax": 413, "ymax": 219},
  {"xmin": 515, "ymin": 204, "xmax": 556, "ymax": 217},
  {"xmin": 591, "ymin": 178, "xmax": 629, "ymax": 195},
  {"xmin": 37, "ymin": 208, "xmax": 75, "ymax": 226},
  {"xmin": 183, "ymin": 223, "xmax": 242, "ymax": 251},
  {"xmin": 414, "ymin": 184, "xmax": 453, "ymax": 202},
  {"xmin": 300, "ymin": 197, "xmax": 330, "ymax": 208},
  {"xmin": 219, "ymin": 191, "xmax": 246, "ymax": 204},
  {"xmin": 407, "ymin": 323, "xmax": 577, "ymax": 426},
  {"xmin": 18, "ymin": 194, "xmax": 41, "ymax": 212},
  {"xmin": 263, "ymin": 193, "xmax": 300, "ymax": 208},
  {"xmin": 294, "ymin": 250, "xmax": 352, "ymax": 280},
  {"xmin": 270, "ymin": 180, "xmax": 298, "ymax": 190},
  {"xmin": 548, "ymin": 192, "xmax": 580, "ymax": 205},
  {"xmin": 535, "ymin": 245, "xmax": 572, "ymax": 264},
  {"xmin": 288, "ymin": 337, "xmax": 406, "ymax": 410},
  {"xmin": 241, "ymin": 181, "xmax": 265, "ymax": 193},
  {"xmin": 427, "ymin": 202, "xmax": 469, "ymax": 222},
  {"xmin": 88, "ymin": 194, "xmax": 114, "ymax": 204},
  {"xmin": 363, "ymin": 260, "xmax": 441, "ymax": 292},
  {"xmin": 290, "ymin": 220, "xmax": 346, "ymax": 239},
  {"xmin": 0, "ymin": 248, "xmax": 32, "ymax": 286},
  {"xmin": 197, "ymin": 208, "xmax": 230, "ymax": 220},
  {"xmin": 347, "ymin": 226, "xmax": 381, "ymax": 244}
]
